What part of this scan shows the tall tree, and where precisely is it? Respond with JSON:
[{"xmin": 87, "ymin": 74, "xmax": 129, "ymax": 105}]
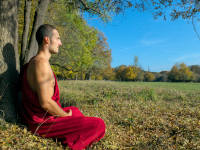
[
  {"xmin": 20, "ymin": 0, "xmax": 32, "ymax": 69},
  {"xmin": 89, "ymin": 32, "xmax": 112, "ymax": 80},
  {"xmin": 46, "ymin": 0, "xmax": 112, "ymax": 80},
  {"xmin": 0, "ymin": 0, "xmax": 19, "ymax": 122},
  {"xmin": 134, "ymin": 56, "xmax": 138, "ymax": 67}
]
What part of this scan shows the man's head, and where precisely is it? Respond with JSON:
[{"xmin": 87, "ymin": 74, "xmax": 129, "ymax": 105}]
[{"xmin": 36, "ymin": 24, "xmax": 62, "ymax": 54}]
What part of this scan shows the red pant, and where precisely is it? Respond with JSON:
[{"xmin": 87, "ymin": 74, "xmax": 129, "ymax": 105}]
[{"xmin": 35, "ymin": 106, "xmax": 105, "ymax": 150}]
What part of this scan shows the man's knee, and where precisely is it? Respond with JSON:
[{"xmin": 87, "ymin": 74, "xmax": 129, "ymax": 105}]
[
  {"xmin": 91, "ymin": 117, "xmax": 106, "ymax": 140},
  {"xmin": 87, "ymin": 117, "xmax": 106, "ymax": 132},
  {"xmin": 97, "ymin": 118, "xmax": 105, "ymax": 129}
]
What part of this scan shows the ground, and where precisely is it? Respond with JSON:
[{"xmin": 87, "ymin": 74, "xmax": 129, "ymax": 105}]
[{"xmin": 0, "ymin": 81, "xmax": 200, "ymax": 149}]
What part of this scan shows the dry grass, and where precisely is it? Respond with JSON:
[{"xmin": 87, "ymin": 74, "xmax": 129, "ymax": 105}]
[
  {"xmin": 0, "ymin": 118, "xmax": 63, "ymax": 149},
  {"xmin": 0, "ymin": 81, "xmax": 200, "ymax": 149}
]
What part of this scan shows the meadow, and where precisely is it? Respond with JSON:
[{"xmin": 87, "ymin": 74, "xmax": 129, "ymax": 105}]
[{"xmin": 0, "ymin": 81, "xmax": 200, "ymax": 149}]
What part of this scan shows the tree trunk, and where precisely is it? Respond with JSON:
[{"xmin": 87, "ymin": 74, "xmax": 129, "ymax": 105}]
[
  {"xmin": 0, "ymin": 0, "xmax": 20, "ymax": 122},
  {"xmin": 25, "ymin": 0, "xmax": 50, "ymax": 63},
  {"xmin": 20, "ymin": 0, "xmax": 32, "ymax": 68}
]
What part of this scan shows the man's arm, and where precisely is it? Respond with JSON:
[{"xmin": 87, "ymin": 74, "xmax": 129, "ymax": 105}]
[{"xmin": 34, "ymin": 60, "xmax": 71, "ymax": 117}]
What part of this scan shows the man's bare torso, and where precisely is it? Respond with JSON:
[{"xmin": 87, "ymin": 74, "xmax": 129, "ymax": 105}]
[
  {"xmin": 25, "ymin": 55, "xmax": 71, "ymax": 117},
  {"xmin": 26, "ymin": 56, "xmax": 55, "ymax": 94}
]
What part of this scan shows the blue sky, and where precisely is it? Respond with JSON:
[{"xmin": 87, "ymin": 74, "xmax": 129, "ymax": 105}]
[{"xmin": 85, "ymin": 10, "xmax": 200, "ymax": 72}]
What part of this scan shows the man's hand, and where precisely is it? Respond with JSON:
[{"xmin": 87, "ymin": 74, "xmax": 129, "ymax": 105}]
[{"xmin": 65, "ymin": 109, "xmax": 72, "ymax": 117}]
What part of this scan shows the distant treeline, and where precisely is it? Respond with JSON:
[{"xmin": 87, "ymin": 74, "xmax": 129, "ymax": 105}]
[
  {"xmin": 113, "ymin": 63, "xmax": 200, "ymax": 82},
  {"xmin": 54, "ymin": 62, "xmax": 200, "ymax": 82}
]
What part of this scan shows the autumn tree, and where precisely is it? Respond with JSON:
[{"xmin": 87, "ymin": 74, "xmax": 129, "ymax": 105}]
[
  {"xmin": 168, "ymin": 63, "xmax": 195, "ymax": 82},
  {"xmin": 124, "ymin": 66, "xmax": 142, "ymax": 81},
  {"xmin": 45, "ymin": 1, "xmax": 112, "ymax": 80},
  {"xmin": 168, "ymin": 65, "xmax": 180, "ymax": 82},
  {"xmin": 114, "ymin": 65, "xmax": 127, "ymax": 81},
  {"xmin": 89, "ymin": 32, "xmax": 112, "ymax": 80},
  {"xmin": 133, "ymin": 56, "xmax": 139, "ymax": 67},
  {"xmin": 133, "ymin": 56, "xmax": 144, "ymax": 81},
  {"xmin": 123, "ymin": 66, "xmax": 136, "ymax": 81},
  {"xmin": 179, "ymin": 63, "xmax": 196, "ymax": 82},
  {"xmin": 136, "ymin": 70, "xmax": 145, "ymax": 81},
  {"xmin": 144, "ymin": 72, "xmax": 155, "ymax": 82},
  {"xmin": 155, "ymin": 71, "xmax": 169, "ymax": 82},
  {"xmin": 102, "ymin": 66, "xmax": 116, "ymax": 80},
  {"xmin": 190, "ymin": 65, "xmax": 200, "ymax": 74},
  {"xmin": 189, "ymin": 65, "xmax": 200, "ymax": 82},
  {"xmin": 114, "ymin": 65, "xmax": 143, "ymax": 81}
]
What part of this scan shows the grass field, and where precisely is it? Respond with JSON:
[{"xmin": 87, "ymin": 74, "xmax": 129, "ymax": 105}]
[{"xmin": 0, "ymin": 81, "xmax": 200, "ymax": 149}]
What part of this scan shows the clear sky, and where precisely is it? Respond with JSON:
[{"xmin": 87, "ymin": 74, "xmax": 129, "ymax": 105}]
[{"xmin": 85, "ymin": 9, "xmax": 200, "ymax": 72}]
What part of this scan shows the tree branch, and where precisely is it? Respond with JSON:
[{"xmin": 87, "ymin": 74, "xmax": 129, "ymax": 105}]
[
  {"xmin": 20, "ymin": 0, "xmax": 32, "ymax": 68},
  {"xmin": 192, "ymin": 15, "xmax": 200, "ymax": 41},
  {"xmin": 78, "ymin": 0, "xmax": 103, "ymax": 16},
  {"xmin": 51, "ymin": 63, "xmax": 78, "ymax": 73},
  {"xmin": 26, "ymin": 0, "xmax": 50, "ymax": 63}
]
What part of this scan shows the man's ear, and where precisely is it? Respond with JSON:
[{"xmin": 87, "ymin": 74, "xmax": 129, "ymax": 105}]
[{"xmin": 43, "ymin": 36, "xmax": 49, "ymax": 44}]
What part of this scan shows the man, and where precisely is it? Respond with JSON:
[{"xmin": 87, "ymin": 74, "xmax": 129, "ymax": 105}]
[{"xmin": 21, "ymin": 24, "xmax": 105, "ymax": 150}]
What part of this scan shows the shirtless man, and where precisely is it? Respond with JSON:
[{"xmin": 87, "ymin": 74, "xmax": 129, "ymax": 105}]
[
  {"xmin": 26, "ymin": 24, "xmax": 71, "ymax": 117},
  {"xmin": 21, "ymin": 24, "xmax": 105, "ymax": 150}
]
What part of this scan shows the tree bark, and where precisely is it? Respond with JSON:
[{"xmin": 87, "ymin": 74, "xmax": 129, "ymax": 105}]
[
  {"xmin": 25, "ymin": 0, "xmax": 50, "ymax": 63},
  {"xmin": 20, "ymin": 0, "xmax": 32, "ymax": 68},
  {"xmin": 0, "ymin": 0, "xmax": 20, "ymax": 122}
]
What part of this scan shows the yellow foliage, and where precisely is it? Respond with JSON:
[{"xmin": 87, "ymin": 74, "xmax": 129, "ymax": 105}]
[
  {"xmin": 124, "ymin": 66, "xmax": 138, "ymax": 80},
  {"xmin": 144, "ymin": 72, "xmax": 155, "ymax": 82},
  {"xmin": 169, "ymin": 63, "xmax": 195, "ymax": 82}
]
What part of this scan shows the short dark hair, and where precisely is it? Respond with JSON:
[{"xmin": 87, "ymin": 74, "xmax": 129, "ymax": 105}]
[{"xmin": 36, "ymin": 24, "xmax": 56, "ymax": 46}]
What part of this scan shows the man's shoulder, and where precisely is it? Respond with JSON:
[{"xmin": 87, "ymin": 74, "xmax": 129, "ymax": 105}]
[
  {"xmin": 31, "ymin": 56, "xmax": 49, "ymax": 67},
  {"xmin": 26, "ymin": 56, "xmax": 54, "ymax": 92},
  {"xmin": 28, "ymin": 56, "xmax": 51, "ymax": 77}
]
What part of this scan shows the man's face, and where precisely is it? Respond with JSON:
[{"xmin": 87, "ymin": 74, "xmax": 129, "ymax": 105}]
[{"xmin": 49, "ymin": 29, "xmax": 62, "ymax": 54}]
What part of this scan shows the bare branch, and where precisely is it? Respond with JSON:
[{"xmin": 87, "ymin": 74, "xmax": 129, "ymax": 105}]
[
  {"xmin": 51, "ymin": 63, "xmax": 79, "ymax": 73},
  {"xmin": 192, "ymin": 15, "xmax": 200, "ymax": 41},
  {"xmin": 78, "ymin": 0, "xmax": 103, "ymax": 16}
]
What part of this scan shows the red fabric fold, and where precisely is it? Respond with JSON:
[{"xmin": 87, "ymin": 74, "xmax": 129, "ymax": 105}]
[{"xmin": 21, "ymin": 64, "xmax": 105, "ymax": 150}]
